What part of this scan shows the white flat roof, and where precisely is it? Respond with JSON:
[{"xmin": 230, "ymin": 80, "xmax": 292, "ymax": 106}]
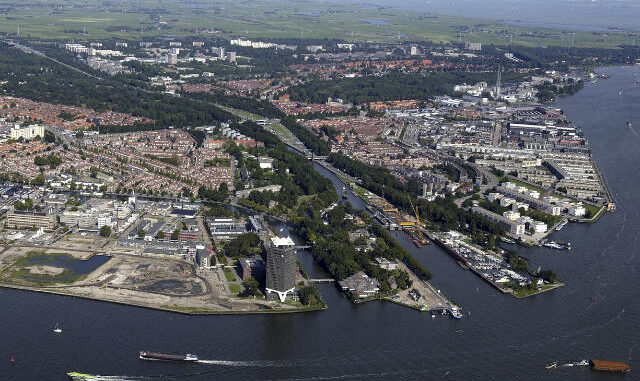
[{"xmin": 271, "ymin": 236, "xmax": 295, "ymax": 247}]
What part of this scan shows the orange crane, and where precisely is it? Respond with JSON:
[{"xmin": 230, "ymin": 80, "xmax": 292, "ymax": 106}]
[{"xmin": 407, "ymin": 196, "xmax": 426, "ymax": 245}]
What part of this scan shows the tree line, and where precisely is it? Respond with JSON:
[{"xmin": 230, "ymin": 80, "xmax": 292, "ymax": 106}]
[{"xmin": 288, "ymin": 71, "xmax": 527, "ymax": 105}]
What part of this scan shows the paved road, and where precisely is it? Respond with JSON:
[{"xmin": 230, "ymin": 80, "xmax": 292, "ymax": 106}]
[
  {"xmin": 492, "ymin": 122, "xmax": 502, "ymax": 146},
  {"xmin": 6, "ymin": 40, "xmax": 103, "ymax": 80}
]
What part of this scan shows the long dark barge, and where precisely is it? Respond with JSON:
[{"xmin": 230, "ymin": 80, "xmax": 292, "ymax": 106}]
[{"xmin": 139, "ymin": 351, "xmax": 198, "ymax": 362}]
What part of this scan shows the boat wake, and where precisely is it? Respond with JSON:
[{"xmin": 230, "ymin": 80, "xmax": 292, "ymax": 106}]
[
  {"xmin": 559, "ymin": 360, "xmax": 590, "ymax": 368},
  {"xmin": 70, "ymin": 377, "xmax": 148, "ymax": 381},
  {"xmin": 196, "ymin": 359, "xmax": 278, "ymax": 367}
]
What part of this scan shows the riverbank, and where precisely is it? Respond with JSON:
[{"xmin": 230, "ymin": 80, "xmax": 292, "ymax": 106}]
[
  {"xmin": 0, "ymin": 244, "xmax": 318, "ymax": 316},
  {"xmin": 0, "ymin": 281, "xmax": 326, "ymax": 315}
]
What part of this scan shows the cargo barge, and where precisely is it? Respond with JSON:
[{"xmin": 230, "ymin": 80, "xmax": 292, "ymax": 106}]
[
  {"xmin": 590, "ymin": 359, "xmax": 630, "ymax": 372},
  {"xmin": 139, "ymin": 351, "xmax": 198, "ymax": 362}
]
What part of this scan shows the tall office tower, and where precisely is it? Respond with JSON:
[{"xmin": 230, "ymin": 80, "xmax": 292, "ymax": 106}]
[{"xmin": 265, "ymin": 236, "xmax": 296, "ymax": 302}]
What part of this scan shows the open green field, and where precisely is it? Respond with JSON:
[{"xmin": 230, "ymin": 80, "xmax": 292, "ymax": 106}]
[
  {"xmin": 228, "ymin": 283, "xmax": 242, "ymax": 294},
  {"xmin": 0, "ymin": 0, "xmax": 635, "ymax": 48},
  {"xmin": 223, "ymin": 267, "xmax": 235, "ymax": 282},
  {"xmin": 513, "ymin": 282, "xmax": 564, "ymax": 298}
]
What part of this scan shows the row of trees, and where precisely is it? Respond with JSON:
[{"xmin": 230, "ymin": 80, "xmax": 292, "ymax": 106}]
[
  {"xmin": 366, "ymin": 216, "xmax": 432, "ymax": 281},
  {"xmin": 188, "ymin": 91, "xmax": 284, "ymax": 119},
  {"xmin": 288, "ymin": 71, "xmax": 527, "ymax": 105},
  {"xmin": 224, "ymin": 233, "xmax": 263, "ymax": 258},
  {"xmin": 280, "ymin": 117, "xmax": 331, "ymax": 156}
]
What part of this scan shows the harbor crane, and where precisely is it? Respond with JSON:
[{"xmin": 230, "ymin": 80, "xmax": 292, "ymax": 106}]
[{"xmin": 408, "ymin": 196, "xmax": 426, "ymax": 245}]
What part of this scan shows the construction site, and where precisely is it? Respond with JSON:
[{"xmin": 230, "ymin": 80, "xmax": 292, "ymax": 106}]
[
  {"xmin": 365, "ymin": 189, "xmax": 430, "ymax": 248},
  {"xmin": 0, "ymin": 233, "xmax": 311, "ymax": 315}
]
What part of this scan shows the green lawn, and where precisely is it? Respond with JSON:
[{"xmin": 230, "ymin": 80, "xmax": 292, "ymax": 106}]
[
  {"xmin": 223, "ymin": 267, "xmax": 235, "ymax": 282},
  {"xmin": 580, "ymin": 203, "xmax": 606, "ymax": 222},
  {"xmin": 513, "ymin": 282, "xmax": 564, "ymax": 298},
  {"xmin": 228, "ymin": 284, "xmax": 242, "ymax": 294}
]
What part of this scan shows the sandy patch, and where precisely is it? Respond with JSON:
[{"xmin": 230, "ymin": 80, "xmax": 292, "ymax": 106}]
[{"xmin": 27, "ymin": 265, "xmax": 65, "ymax": 276}]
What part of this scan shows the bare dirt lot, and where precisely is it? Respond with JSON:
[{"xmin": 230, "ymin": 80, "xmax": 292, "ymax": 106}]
[{"xmin": 0, "ymin": 243, "xmax": 308, "ymax": 314}]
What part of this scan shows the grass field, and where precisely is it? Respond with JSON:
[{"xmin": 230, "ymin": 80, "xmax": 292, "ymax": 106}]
[
  {"xmin": 228, "ymin": 284, "xmax": 242, "ymax": 294},
  {"xmin": 223, "ymin": 267, "xmax": 235, "ymax": 282},
  {"xmin": 513, "ymin": 282, "xmax": 564, "ymax": 298},
  {"xmin": 0, "ymin": 0, "xmax": 635, "ymax": 48}
]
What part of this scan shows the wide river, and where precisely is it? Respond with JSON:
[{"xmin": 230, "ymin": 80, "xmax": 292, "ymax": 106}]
[{"xmin": 2, "ymin": 66, "xmax": 640, "ymax": 380}]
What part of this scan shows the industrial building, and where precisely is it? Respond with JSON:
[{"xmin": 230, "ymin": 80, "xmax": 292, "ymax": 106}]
[{"xmin": 206, "ymin": 217, "xmax": 246, "ymax": 239}]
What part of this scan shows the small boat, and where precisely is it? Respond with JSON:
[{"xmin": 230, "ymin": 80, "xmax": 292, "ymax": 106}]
[
  {"xmin": 619, "ymin": 90, "xmax": 624, "ymax": 95},
  {"xmin": 545, "ymin": 361, "xmax": 557, "ymax": 369},
  {"xmin": 543, "ymin": 241, "xmax": 562, "ymax": 249},
  {"xmin": 67, "ymin": 372, "xmax": 95, "ymax": 380},
  {"xmin": 449, "ymin": 308, "xmax": 463, "ymax": 319},
  {"xmin": 627, "ymin": 121, "xmax": 633, "ymax": 127},
  {"xmin": 54, "ymin": 323, "xmax": 62, "ymax": 333},
  {"xmin": 10, "ymin": 357, "xmax": 14, "ymax": 365},
  {"xmin": 499, "ymin": 236, "xmax": 516, "ymax": 244},
  {"xmin": 431, "ymin": 314, "xmax": 436, "ymax": 318},
  {"xmin": 341, "ymin": 187, "xmax": 348, "ymax": 199}
]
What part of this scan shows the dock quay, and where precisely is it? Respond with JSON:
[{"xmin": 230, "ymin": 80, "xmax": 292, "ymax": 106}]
[
  {"xmin": 427, "ymin": 231, "xmax": 559, "ymax": 298},
  {"xmin": 384, "ymin": 261, "xmax": 459, "ymax": 314}
]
